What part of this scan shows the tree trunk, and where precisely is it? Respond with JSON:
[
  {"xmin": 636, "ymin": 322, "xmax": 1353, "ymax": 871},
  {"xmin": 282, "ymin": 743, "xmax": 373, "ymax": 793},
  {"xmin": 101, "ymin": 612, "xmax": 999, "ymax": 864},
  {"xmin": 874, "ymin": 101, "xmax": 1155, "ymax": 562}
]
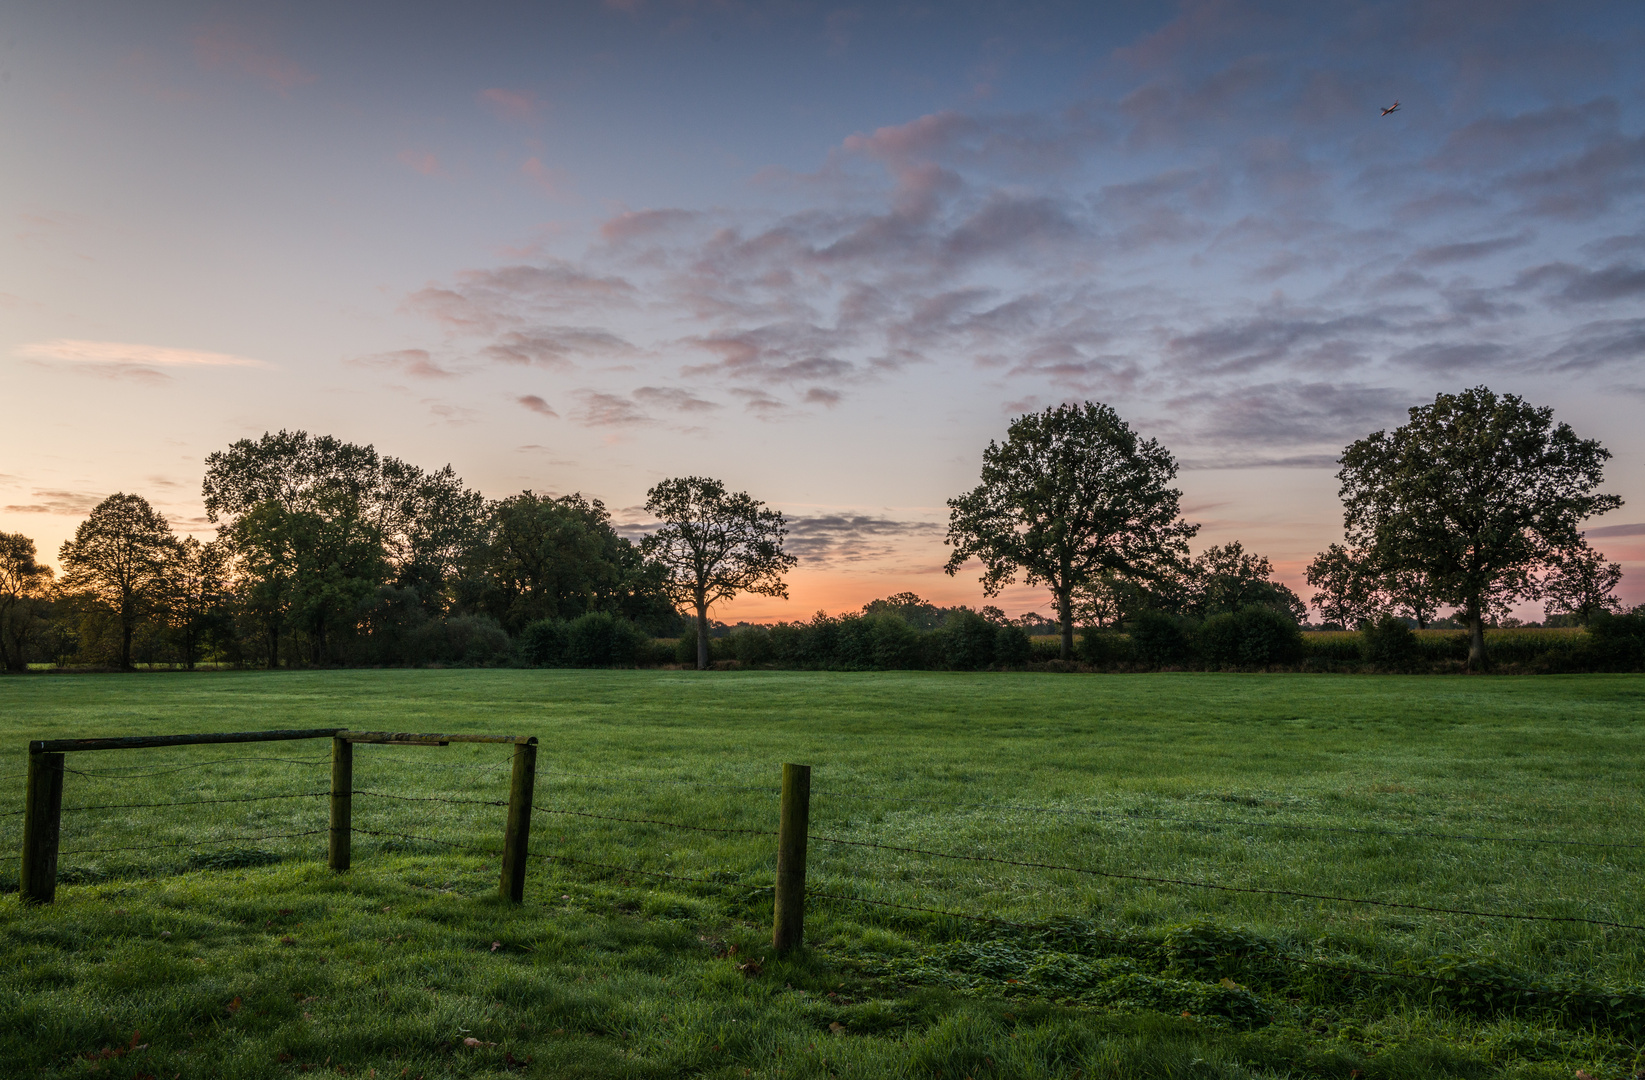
[
  {"xmin": 1465, "ymin": 597, "xmax": 1488, "ymax": 670},
  {"xmin": 1057, "ymin": 588, "xmax": 1074, "ymax": 661},
  {"xmin": 695, "ymin": 602, "xmax": 710, "ymax": 670},
  {"xmin": 120, "ymin": 620, "xmax": 134, "ymax": 671},
  {"xmin": 269, "ymin": 629, "xmax": 280, "ymax": 670}
]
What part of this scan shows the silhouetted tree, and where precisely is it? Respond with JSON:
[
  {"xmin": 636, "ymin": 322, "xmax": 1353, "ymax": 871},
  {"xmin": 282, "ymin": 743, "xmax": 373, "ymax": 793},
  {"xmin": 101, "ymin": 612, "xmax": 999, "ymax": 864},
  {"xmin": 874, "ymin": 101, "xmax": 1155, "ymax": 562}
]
[
  {"xmin": 1, "ymin": 532, "xmax": 53, "ymax": 671},
  {"xmin": 59, "ymin": 494, "xmax": 177, "ymax": 669},
  {"xmin": 1305, "ymin": 543, "xmax": 1385, "ymax": 628},
  {"xmin": 641, "ymin": 477, "xmax": 796, "ymax": 670},
  {"xmin": 1541, "ymin": 542, "xmax": 1625, "ymax": 624},
  {"xmin": 944, "ymin": 402, "xmax": 1198, "ymax": 659},
  {"xmin": 1337, "ymin": 387, "xmax": 1622, "ymax": 668}
]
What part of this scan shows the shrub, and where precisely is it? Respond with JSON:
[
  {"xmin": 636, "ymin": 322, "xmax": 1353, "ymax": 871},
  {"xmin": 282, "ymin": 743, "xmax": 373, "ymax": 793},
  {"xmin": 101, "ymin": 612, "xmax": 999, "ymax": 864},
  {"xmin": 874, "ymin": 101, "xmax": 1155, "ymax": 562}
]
[
  {"xmin": 1199, "ymin": 606, "xmax": 1303, "ymax": 668},
  {"xmin": 869, "ymin": 613, "xmax": 923, "ymax": 669},
  {"xmin": 564, "ymin": 611, "xmax": 645, "ymax": 667},
  {"xmin": 1361, "ymin": 615, "xmax": 1416, "ymax": 668},
  {"xmin": 994, "ymin": 624, "xmax": 1032, "ymax": 666},
  {"xmin": 635, "ymin": 638, "xmax": 677, "ymax": 666},
  {"xmin": 1128, "ymin": 610, "xmax": 1193, "ymax": 668},
  {"xmin": 939, "ymin": 609, "xmax": 997, "ymax": 670},
  {"xmin": 410, "ymin": 615, "xmax": 511, "ymax": 666},
  {"xmin": 517, "ymin": 618, "xmax": 569, "ymax": 667},
  {"xmin": 729, "ymin": 624, "xmax": 774, "ymax": 666}
]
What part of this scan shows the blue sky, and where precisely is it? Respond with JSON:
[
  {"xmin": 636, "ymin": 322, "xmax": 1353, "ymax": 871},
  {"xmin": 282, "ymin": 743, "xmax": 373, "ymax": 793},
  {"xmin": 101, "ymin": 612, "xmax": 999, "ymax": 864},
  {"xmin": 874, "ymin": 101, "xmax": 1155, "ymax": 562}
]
[{"xmin": 3, "ymin": 0, "xmax": 1643, "ymax": 619}]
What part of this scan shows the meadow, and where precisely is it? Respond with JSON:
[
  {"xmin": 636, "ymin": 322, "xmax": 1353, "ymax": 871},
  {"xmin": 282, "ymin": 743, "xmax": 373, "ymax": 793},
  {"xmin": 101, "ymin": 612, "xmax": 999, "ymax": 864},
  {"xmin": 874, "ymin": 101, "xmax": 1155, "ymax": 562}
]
[{"xmin": 1, "ymin": 669, "xmax": 1643, "ymax": 1079}]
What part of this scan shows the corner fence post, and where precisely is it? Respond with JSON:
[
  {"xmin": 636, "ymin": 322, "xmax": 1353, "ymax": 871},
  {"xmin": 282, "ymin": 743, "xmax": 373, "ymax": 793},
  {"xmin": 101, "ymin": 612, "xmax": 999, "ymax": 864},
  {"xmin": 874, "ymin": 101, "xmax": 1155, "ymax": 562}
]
[
  {"xmin": 20, "ymin": 748, "xmax": 65, "ymax": 905},
  {"xmin": 329, "ymin": 736, "xmax": 352, "ymax": 871},
  {"xmin": 500, "ymin": 738, "xmax": 537, "ymax": 903},
  {"xmin": 772, "ymin": 762, "xmax": 811, "ymax": 954}
]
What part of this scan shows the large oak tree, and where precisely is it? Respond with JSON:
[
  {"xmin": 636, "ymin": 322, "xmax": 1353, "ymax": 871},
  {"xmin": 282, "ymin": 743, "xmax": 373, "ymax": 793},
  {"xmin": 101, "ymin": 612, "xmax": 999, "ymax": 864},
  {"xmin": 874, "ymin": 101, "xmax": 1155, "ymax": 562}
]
[
  {"xmin": 641, "ymin": 477, "xmax": 795, "ymax": 670},
  {"xmin": 1337, "ymin": 386, "xmax": 1622, "ymax": 668},
  {"xmin": 1, "ymin": 532, "xmax": 54, "ymax": 672},
  {"xmin": 58, "ymin": 493, "xmax": 178, "ymax": 670},
  {"xmin": 944, "ymin": 402, "xmax": 1198, "ymax": 659}
]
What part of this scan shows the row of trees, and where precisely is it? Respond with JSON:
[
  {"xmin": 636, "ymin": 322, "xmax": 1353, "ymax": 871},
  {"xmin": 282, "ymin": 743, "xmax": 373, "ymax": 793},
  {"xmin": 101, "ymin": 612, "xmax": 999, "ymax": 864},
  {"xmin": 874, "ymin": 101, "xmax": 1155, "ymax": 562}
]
[
  {"xmin": 1, "ymin": 385, "xmax": 1631, "ymax": 674},
  {"xmin": 939, "ymin": 388, "xmax": 1628, "ymax": 669}
]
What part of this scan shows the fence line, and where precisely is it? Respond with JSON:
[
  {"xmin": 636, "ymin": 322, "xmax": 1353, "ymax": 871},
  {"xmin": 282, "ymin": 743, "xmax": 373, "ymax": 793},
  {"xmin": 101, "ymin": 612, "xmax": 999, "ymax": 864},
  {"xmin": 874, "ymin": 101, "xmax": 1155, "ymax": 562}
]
[
  {"xmin": 63, "ymin": 755, "xmax": 330, "ymax": 778},
  {"xmin": 813, "ymin": 791, "xmax": 1643, "ymax": 849},
  {"xmin": 60, "ymin": 791, "xmax": 330, "ymax": 813},
  {"xmin": 531, "ymin": 804, "xmax": 776, "ymax": 837},
  {"xmin": 60, "ymin": 829, "xmax": 328, "ymax": 857}
]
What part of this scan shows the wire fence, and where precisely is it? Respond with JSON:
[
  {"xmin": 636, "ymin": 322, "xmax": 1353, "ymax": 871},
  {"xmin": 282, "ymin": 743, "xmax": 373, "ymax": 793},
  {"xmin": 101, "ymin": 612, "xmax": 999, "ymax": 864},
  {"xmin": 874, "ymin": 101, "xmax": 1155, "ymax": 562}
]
[{"xmin": 10, "ymin": 742, "xmax": 1644, "ymax": 1009}]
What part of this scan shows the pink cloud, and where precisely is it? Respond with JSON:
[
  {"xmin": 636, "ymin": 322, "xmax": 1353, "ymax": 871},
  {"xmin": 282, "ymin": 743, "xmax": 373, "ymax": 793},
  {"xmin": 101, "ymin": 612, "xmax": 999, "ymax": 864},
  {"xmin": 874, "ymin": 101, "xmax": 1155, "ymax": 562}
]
[
  {"xmin": 354, "ymin": 349, "xmax": 456, "ymax": 379},
  {"xmin": 517, "ymin": 394, "xmax": 558, "ymax": 417},
  {"xmin": 397, "ymin": 150, "xmax": 441, "ymax": 176},
  {"xmin": 193, "ymin": 24, "xmax": 316, "ymax": 95},
  {"xmin": 480, "ymin": 88, "xmax": 544, "ymax": 124}
]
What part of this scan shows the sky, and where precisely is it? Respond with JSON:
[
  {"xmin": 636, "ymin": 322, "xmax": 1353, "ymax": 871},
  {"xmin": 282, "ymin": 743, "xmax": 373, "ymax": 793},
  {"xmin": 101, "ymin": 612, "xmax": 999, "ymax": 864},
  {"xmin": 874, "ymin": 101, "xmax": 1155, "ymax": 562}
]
[{"xmin": 3, "ymin": 0, "xmax": 1643, "ymax": 623}]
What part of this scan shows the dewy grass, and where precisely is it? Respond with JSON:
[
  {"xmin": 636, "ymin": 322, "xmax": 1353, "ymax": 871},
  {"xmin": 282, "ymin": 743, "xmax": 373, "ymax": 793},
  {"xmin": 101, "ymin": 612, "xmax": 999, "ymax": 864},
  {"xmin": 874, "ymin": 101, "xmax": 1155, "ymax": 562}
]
[{"xmin": 1, "ymin": 669, "xmax": 1643, "ymax": 1078}]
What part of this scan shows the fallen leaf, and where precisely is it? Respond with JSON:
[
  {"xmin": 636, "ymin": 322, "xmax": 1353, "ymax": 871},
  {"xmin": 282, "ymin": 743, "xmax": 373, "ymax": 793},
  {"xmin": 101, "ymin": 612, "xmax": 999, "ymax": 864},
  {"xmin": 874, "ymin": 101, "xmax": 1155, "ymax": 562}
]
[
  {"xmin": 226, "ymin": 997, "xmax": 242, "ymax": 1015},
  {"xmin": 160, "ymin": 930, "xmax": 171, "ymax": 938},
  {"xmin": 829, "ymin": 1022, "xmax": 846, "ymax": 1036},
  {"xmin": 280, "ymin": 936, "xmax": 296, "ymax": 946},
  {"xmin": 1219, "ymin": 977, "xmax": 1242, "ymax": 989},
  {"xmin": 462, "ymin": 1037, "xmax": 497, "ymax": 1048},
  {"xmin": 490, "ymin": 941, "xmax": 502, "ymax": 952}
]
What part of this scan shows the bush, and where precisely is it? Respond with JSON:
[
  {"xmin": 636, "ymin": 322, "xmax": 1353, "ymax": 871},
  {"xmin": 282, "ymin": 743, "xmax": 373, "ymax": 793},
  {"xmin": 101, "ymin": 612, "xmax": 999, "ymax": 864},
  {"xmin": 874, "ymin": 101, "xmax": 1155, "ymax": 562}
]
[
  {"xmin": 994, "ymin": 624, "xmax": 1032, "ymax": 667},
  {"xmin": 869, "ymin": 614, "xmax": 924, "ymax": 669},
  {"xmin": 635, "ymin": 638, "xmax": 677, "ymax": 666},
  {"xmin": 729, "ymin": 625, "xmax": 774, "ymax": 666},
  {"xmin": 939, "ymin": 609, "xmax": 997, "ymax": 670},
  {"xmin": 1362, "ymin": 615, "xmax": 1416, "ymax": 668},
  {"xmin": 517, "ymin": 618, "xmax": 569, "ymax": 667},
  {"xmin": 1128, "ymin": 610, "xmax": 1194, "ymax": 668},
  {"xmin": 1079, "ymin": 629, "xmax": 1135, "ymax": 667},
  {"xmin": 564, "ymin": 611, "xmax": 645, "ymax": 667},
  {"xmin": 409, "ymin": 615, "xmax": 511, "ymax": 666},
  {"xmin": 1199, "ymin": 606, "xmax": 1303, "ymax": 668}
]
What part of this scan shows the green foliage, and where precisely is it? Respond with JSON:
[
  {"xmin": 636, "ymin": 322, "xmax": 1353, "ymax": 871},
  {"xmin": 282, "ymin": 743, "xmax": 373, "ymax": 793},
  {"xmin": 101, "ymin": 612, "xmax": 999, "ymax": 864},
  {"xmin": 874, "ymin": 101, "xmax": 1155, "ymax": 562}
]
[
  {"xmin": 1078, "ymin": 628, "xmax": 1135, "ymax": 666},
  {"xmin": 939, "ymin": 608, "xmax": 999, "ymax": 670},
  {"xmin": 1362, "ymin": 615, "xmax": 1418, "ymax": 668},
  {"xmin": 517, "ymin": 617, "xmax": 570, "ymax": 667},
  {"xmin": 407, "ymin": 614, "xmax": 511, "ymax": 666},
  {"xmin": 1197, "ymin": 606, "xmax": 1305, "ymax": 668},
  {"xmin": 994, "ymin": 623, "xmax": 1032, "ymax": 666},
  {"xmin": 1337, "ymin": 387, "xmax": 1622, "ymax": 667},
  {"xmin": 946, "ymin": 401, "xmax": 1198, "ymax": 655},
  {"xmin": 564, "ymin": 611, "xmax": 646, "ymax": 667},
  {"xmin": 1127, "ymin": 610, "xmax": 1194, "ymax": 667}
]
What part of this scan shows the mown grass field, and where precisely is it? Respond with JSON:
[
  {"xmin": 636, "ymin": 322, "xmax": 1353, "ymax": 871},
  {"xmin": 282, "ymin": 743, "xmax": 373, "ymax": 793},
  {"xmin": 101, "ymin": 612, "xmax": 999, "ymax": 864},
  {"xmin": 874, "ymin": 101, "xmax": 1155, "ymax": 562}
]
[{"xmin": 1, "ymin": 670, "xmax": 1643, "ymax": 1079}]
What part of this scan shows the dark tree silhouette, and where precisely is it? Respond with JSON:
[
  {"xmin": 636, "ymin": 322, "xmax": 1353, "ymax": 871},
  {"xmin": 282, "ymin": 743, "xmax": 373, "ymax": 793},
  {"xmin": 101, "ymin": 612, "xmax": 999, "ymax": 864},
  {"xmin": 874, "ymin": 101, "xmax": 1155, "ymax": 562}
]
[
  {"xmin": 1337, "ymin": 386, "xmax": 1622, "ymax": 668},
  {"xmin": 944, "ymin": 402, "xmax": 1198, "ymax": 660},
  {"xmin": 59, "ymin": 494, "xmax": 177, "ymax": 670},
  {"xmin": 641, "ymin": 477, "xmax": 795, "ymax": 670}
]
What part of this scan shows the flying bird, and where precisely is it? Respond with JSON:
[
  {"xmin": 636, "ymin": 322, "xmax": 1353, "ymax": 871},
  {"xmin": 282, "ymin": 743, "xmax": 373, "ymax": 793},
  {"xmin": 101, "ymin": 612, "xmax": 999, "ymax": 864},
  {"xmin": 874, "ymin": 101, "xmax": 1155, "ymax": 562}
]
[{"xmin": 1381, "ymin": 100, "xmax": 1400, "ymax": 116}]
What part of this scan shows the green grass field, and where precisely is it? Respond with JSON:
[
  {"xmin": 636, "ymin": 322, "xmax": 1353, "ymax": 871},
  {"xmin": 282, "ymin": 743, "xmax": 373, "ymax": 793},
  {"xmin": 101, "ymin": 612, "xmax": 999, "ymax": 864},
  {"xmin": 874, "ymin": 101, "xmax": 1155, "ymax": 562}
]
[{"xmin": 2, "ymin": 670, "xmax": 1643, "ymax": 1079}]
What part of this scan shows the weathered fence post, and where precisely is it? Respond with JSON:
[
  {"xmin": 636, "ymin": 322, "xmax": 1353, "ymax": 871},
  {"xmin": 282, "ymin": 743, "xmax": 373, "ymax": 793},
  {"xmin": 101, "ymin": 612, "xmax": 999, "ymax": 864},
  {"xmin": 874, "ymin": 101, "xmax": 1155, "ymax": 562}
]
[
  {"xmin": 499, "ymin": 737, "xmax": 537, "ymax": 903},
  {"xmin": 772, "ymin": 762, "xmax": 811, "ymax": 954},
  {"xmin": 20, "ymin": 748, "xmax": 65, "ymax": 905},
  {"xmin": 329, "ymin": 736, "xmax": 352, "ymax": 872}
]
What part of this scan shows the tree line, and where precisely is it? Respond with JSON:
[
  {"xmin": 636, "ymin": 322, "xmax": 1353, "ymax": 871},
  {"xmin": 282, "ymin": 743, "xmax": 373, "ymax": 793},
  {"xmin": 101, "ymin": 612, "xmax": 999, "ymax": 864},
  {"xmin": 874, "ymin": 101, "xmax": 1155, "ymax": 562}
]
[{"xmin": 0, "ymin": 385, "xmax": 1633, "ymax": 674}]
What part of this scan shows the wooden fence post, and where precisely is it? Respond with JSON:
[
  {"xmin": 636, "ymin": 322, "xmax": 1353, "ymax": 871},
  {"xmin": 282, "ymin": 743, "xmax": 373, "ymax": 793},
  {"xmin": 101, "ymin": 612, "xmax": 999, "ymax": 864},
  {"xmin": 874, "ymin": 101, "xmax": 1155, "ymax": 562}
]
[
  {"xmin": 329, "ymin": 736, "xmax": 352, "ymax": 872},
  {"xmin": 20, "ymin": 750, "xmax": 64, "ymax": 905},
  {"xmin": 499, "ymin": 738, "xmax": 537, "ymax": 903},
  {"xmin": 772, "ymin": 762, "xmax": 811, "ymax": 954}
]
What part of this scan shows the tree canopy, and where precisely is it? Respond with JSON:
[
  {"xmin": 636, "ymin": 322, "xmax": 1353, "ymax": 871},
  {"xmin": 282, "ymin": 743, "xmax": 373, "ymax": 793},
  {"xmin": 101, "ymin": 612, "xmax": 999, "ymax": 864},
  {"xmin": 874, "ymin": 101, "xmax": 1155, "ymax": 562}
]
[
  {"xmin": 944, "ymin": 402, "xmax": 1198, "ymax": 659},
  {"xmin": 641, "ymin": 477, "xmax": 795, "ymax": 670},
  {"xmin": 58, "ymin": 493, "xmax": 178, "ymax": 670},
  {"xmin": 1337, "ymin": 386, "xmax": 1622, "ymax": 667}
]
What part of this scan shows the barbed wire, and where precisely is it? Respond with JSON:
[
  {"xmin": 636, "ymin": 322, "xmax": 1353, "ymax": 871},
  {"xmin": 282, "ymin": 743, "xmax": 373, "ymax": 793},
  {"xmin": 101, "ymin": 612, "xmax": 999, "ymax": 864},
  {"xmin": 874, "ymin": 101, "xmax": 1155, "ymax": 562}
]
[
  {"xmin": 531, "ymin": 804, "xmax": 776, "ymax": 837},
  {"xmin": 62, "ymin": 755, "xmax": 330, "ymax": 778},
  {"xmin": 59, "ymin": 791, "xmax": 330, "ymax": 813},
  {"xmin": 353, "ymin": 790, "xmax": 507, "ymax": 808},
  {"xmin": 813, "ymin": 789, "xmax": 1642, "ymax": 850},
  {"xmin": 351, "ymin": 827, "xmax": 743, "ymax": 889},
  {"xmin": 59, "ymin": 829, "xmax": 327, "ymax": 856},
  {"xmin": 547, "ymin": 770, "xmax": 779, "ymax": 795},
  {"xmin": 807, "ymin": 832, "xmax": 1645, "ymax": 932}
]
